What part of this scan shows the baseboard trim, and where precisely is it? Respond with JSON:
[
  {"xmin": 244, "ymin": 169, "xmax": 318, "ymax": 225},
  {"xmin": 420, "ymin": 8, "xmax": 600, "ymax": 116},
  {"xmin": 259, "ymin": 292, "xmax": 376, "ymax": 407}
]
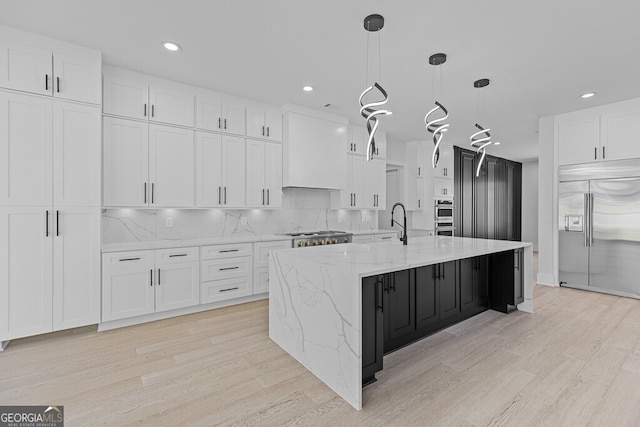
[
  {"xmin": 537, "ymin": 273, "xmax": 556, "ymax": 287},
  {"xmin": 0, "ymin": 340, "xmax": 9, "ymax": 351}
]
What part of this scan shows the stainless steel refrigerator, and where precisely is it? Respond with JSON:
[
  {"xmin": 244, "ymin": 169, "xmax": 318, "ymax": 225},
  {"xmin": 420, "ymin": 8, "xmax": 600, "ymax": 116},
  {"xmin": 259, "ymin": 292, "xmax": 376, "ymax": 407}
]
[{"xmin": 559, "ymin": 160, "xmax": 640, "ymax": 298}]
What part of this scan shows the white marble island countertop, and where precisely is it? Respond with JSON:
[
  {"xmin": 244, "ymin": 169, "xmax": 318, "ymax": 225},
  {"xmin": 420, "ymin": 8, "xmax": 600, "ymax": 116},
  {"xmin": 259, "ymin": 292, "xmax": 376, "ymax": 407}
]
[{"xmin": 268, "ymin": 236, "xmax": 534, "ymax": 411}]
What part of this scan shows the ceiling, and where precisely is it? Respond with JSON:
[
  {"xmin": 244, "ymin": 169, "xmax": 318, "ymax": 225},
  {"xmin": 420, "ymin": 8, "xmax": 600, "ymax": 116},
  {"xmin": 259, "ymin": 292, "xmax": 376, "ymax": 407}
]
[{"xmin": 2, "ymin": 0, "xmax": 640, "ymax": 162}]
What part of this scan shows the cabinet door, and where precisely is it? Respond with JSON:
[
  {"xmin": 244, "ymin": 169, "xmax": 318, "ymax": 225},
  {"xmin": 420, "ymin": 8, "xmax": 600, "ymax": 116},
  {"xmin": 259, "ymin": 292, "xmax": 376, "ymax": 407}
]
[
  {"xmin": 362, "ymin": 159, "xmax": 376, "ymax": 209},
  {"xmin": 0, "ymin": 92, "xmax": 52, "ymax": 207},
  {"xmin": 456, "ymin": 148, "xmax": 476, "ymax": 237},
  {"xmin": 352, "ymin": 155, "xmax": 364, "ymax": 208},
  {"xmin": 101, "ymin": 251, "xmax": 155, "ymax": 322},
  {"xmin": 601, "ymin": 105, "xmax": 640, "ymax": 161},
  {"xmin": 53, "ymin": 102, "xmax": 101, "ymax": 207},
  {"xmin": 53, "ymin": 207, "xmax": 100, "ymax": 330},
  {"xmin": 195, "ymin": 95, "xmax": 222, "ymax": 131},
  {"xmin": 264, "ymin": 110, "xmax": 282, "ymax": 141},
  {"xmin": 103, "ymin": 117, "xmax": 149, "ymax": 207},
  {"xmin": 514, "ymin": 249, "xmax": 524, "ymax": 304},
  {"xmin": 415, "ymin": 265, "xmax": 438, "ymax": 330},
  {"xmin": 416, "ymin": 178, "xmax": 425, "ymax": 210},
  {"xmin": 374, "ymin": 130, "xmax": 386, "ymax": 159},
  {"xmin": 434, "ymin": 145, "xmax": 453, "ymax": 178},
  {"xmin": 384, "ymin": 270, "xmax": 415, "ymax": 343},
  {"xmin": 53, "ymin": 53, "xmax": 101, "ymax": 104},
  {"xmin": 504, "ymin": 161, "xmax": 522, "ymax": 241},
  {"xmin": 148, "ymin": 84, "xmax": 195, "ymax": 127},
  {"xmin": 0, "ymin": 41, "xmax": 51, "ymax": 96},
  {"xmin": 102, "ymin": 72, "xmax": 148, "ymax": 120},
  {"xmin": 557, "ymin": 113, "xmax": 600, "ymax": 165},
  {"xmin": 373, "ymin": 158, "xmax": 386, "ymax": 209},
  {"xmin": 246, "ymin": 108, "xmax": 265, "ymax": 139},
  {"xmin": 253, "ymin": 240, "xmax": 291, "ymax": 268},
  {"xmin": 201, "ymin": 276, "xmax": 252, "ymax": 304},
  {"xmin": 349, "ymin": 126, "xmax": 366, "ymax": 155},
  {"xmin": 221, "ymin": 135, "xmax": 246, "ymax": 208},
  {"xmin": 149, "ymin": 124, "xmax": 194, "ymax": 207},
  {"xmin": 438, "ymin": 261, "xmax": 459, "ymax": 320},
  {"xmin": 222, "ymin": 101, "xmax": 246, "ymax": 136},
  {"xmin": 362, "ymin": 275, "xmax": 384, "ymax": 383},
  {"xmin": 246, "ymin": 139, "xmax": 266, "ymax": 208},
  {"xmin": 254, "ymin": 267, "xmax": 269, "ymax": 294},
  {"xmin": 195, "ymin": 132, "xmax": 223, "ymax": 207},
  {"xmin": 155, "ymin": 261, "xmax": 200, "ymax": 312},
  {"xmin": 0, "ymin": 207, "xmax": 53, "ymax": 341},
  {"xmin": 265, "ymin": 142, "xmax": 282, "ymax": 207},
  {"xmin": 459, "ymin": 258, "xmax": 477, "ymax": 312},
  {"xmin": 486, "ymin": 157, "xmax": 501, "ymax": 240}
]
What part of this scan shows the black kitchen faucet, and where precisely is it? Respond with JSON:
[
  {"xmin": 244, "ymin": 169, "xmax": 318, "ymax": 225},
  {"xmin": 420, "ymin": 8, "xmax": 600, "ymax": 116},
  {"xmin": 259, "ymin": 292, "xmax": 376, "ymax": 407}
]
[{"xmin": 391, "ymin": 202, "xmax": 408, "ymax": 245}]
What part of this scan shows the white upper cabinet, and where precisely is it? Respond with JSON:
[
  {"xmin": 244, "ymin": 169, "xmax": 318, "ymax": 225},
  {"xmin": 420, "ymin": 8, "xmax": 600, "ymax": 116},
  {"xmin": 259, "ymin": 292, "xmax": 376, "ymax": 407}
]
[
  {"xmin": 600, "ymin": 98, "xmax": 640, "ymax": 161},
  {"xmin": 103, "ymin": 117, "xmax": 150, "ymax": 207},
  {"xmin": 348, "ymin": 125, "xmax": 366, "ymax": 155},
  {"xmin": 0, "ymin": 91, "xmax": 52, "ymax": 207},
  {"xmin": 103, "ymin": 66, "xmax": 195, "ymax": 127},
  {"xmin": 0, "ymin": 41, "xmax": 51, "ymax": 96},
  {"xmin": 196, "ymin": 132, "xmax": 246, "ymax": 208},
  {"xmin": 149, "ymin": 83, "xmax": 195, "ymax": 127},
  {"xmin": 247, "ymin": 106, "xmax": 282, "ymax": 141},
  {"xmin": 331, "ymin": 154, "xmax": 365, "ymax": 209},
  {"xmin": 102, "ymin": 69, "xmax": 148, "ymax": 120},
  {"xmin": 0, "ymin": 26, "xmax": 101, "ymax": 104},
  {"xmin": 246, "ymin": 140, "xmax": 282, "ymax": 208},
  {"xmin": 362, "ymin": 158, "xmax": 386, "ymax": 209},
  {"xmin": 53, "ymin": 101, "xmax": 101, "ymax": 207},
  {"xmin": 557, "ymin": 109, "xmax": 600, "ymax": 166},
  {"xmin": 196, "ymin": 91, "xmax": 245, "ymax": 136},
  {"xmin": 148, "ymin": 125, "xmax": 195, "ymax": 207},
  {"xmin": 374, "ymin": 130, "xmax": 387, "ymax": 159},
  {"xmin": 433, "ymin": 142, "xmax": 453, "ymax": 179},
  {"xmin": 52, "ymin": 53, "xmax": 101, "ymax": 104},
  {"xmin": 406, "ymin": 140, "xmax": 426, "ymax": 178}
]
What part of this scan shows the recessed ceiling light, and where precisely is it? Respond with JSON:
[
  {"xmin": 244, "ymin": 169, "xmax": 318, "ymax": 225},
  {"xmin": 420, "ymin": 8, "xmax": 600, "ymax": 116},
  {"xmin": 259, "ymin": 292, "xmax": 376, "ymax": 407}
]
[
  {"xmin": 302, "ymin": 85, "xmax": 314, "ymax": 92},
  {"xmin": 162, "ymin": 41, "xmax": 181, "ymax": 52},
  {"xmin": 581, "ymin": 92, "xmax": 596, "ymax": 99},
  {"xmin": 494, "ymin": 142, "xmax": 501, "ymax": 146}
]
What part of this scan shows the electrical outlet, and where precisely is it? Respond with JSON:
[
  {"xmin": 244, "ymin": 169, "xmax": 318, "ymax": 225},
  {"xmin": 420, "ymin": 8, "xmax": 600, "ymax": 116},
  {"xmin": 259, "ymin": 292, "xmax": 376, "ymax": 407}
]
[
  {"xmin": 165, "ymin": 217, "xmax": 173, "ymax": 227},
  {"xmin": 240, "ymin": 216, "xmax": 248, "ymax": 226}
]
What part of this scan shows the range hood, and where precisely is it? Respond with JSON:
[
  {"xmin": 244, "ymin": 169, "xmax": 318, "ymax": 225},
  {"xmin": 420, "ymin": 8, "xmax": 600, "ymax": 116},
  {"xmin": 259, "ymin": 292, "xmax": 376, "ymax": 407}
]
[{"xmin": 282, "ymin": 104, "xmax": 348, "ymax": 190}]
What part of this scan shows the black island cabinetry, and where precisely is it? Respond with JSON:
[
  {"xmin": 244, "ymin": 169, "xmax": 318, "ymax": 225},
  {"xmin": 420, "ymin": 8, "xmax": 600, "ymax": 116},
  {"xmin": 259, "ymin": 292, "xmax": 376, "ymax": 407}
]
[{"xmin": 362, "ymin": 251, "xmax": 523, "ymax": 385}]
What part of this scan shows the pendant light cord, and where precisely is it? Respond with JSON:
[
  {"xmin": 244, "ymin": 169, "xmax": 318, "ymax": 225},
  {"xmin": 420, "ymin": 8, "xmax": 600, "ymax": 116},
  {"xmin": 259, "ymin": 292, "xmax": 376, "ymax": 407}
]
[{"xmin": 378, "ymin": 30, "xmax": 382, "ymax": 83}]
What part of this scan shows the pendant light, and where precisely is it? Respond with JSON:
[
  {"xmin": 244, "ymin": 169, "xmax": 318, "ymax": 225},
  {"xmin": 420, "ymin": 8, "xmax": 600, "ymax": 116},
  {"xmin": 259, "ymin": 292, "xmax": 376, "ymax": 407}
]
[
  {"xmin": 359, "ymin": 14, "xmax": 392, "ymax": 161},
  {"xmin": 425, "ymin": 53, "xmax": 450, "ymax": 168},
  {"xmin": 469, "ymin": 78, "xmax": 494, "ymax": 177}
]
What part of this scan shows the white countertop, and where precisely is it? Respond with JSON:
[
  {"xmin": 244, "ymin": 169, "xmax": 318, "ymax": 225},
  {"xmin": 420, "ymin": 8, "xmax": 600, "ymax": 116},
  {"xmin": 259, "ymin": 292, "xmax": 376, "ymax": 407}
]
[
  {"xmin": 273, "ymin": 236, "xmax": 532, "ymax": 277},
  {"xmin": 101, "ymin": 229, "xmax": 398, "ymax": 252}
]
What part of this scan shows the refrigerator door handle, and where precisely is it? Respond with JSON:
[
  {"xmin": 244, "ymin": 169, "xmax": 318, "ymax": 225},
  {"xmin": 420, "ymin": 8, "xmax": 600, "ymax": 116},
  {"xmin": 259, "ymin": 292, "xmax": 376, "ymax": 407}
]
[
  {"xmin": 589, "ymin": 193, "xmax": 595, "ymax": 246},
  {"xmin": 584, "ymin": 193, "xmax": 590, "ymax": 247}
]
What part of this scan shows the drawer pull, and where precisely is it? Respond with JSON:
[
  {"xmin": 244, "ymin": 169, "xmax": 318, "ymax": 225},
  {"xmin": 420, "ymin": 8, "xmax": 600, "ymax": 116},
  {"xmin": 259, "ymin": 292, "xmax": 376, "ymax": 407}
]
[
  {"xmin": 120, "ymin": 257, "xmax": 141, "ymax": 262},
  {"xmin": 381, "ymin": 237, "xmax": 392, "ymax": 240},
  {"xmin": 169, "ymin": 253, "xmax": 188, "ymax": 257},
  {"xmin": 220, "ymin": 287, "xmax": 239, "ymax": 293},
  {"xmin": 219, "ymin": 249, "xmax": 239, "ymax": 253},
  {"xmin": 219, "ymin": 266, "xmax": 239, "ymax": 271}
]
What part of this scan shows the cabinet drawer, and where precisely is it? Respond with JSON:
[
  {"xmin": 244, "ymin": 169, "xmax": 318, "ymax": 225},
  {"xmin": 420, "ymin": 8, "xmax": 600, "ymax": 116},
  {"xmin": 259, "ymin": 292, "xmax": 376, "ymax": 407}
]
[
  {"xmin": 102, "ymin": 250, "xmax": 154, "ymax": 272},
  {"xmin": 253, "ymin": 240, "xmax": 292, "ymax": 268},
  {"xmin": 374, "ymin": 233, "xmax": 397, "ymax": 242},
  {"xmin": 201, "ymin": 243, "xmax": 252, "ymax": 260},
  {"xmin": 201, "ymin": 257, "xmax": 251, "ymax": 281},
  {"xmin": 155, "ymin": 246, "xmax": 199, "ymax": 264},
  {"xmin": 352, "ymin": 235, "xmax": 374, "ymax": 244},
  {"xmin": 201, "ymin": 277, "xmax": 252, "ymax": 304}
]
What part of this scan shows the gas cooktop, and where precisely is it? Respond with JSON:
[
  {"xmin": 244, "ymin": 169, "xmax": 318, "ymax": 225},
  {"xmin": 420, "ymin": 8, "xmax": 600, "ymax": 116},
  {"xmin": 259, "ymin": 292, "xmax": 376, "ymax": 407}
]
[{"xmin": 280, "ymin": 230, "xmax": 348, "ymax": 237}]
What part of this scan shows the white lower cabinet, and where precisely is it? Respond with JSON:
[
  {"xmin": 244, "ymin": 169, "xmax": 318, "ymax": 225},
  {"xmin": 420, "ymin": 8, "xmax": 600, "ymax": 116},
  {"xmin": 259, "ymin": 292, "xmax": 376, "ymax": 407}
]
[
  {"xmin": 201, "ymin": 243, "xmax": 252, "ymax": 303},
  {"xmin": 102, "ymin": 247, "xmax": 199, "ymax": 322},
  {"xmin": 253, "ymin": 240, "xmax": 292, "ymax": 294}
]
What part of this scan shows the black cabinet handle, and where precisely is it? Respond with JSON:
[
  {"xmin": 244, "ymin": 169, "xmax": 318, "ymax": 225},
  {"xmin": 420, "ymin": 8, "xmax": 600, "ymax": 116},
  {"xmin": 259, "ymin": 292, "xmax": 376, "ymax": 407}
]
[
  {"xmin": 224, "ymin": 186, "xmax": 227, "ymax": 204},
  {"xmin": 262, "ymin": 125, "xmax": 265, "ymax": 136},
  {"xmin": 376, "ymin": 277, "xmax": 384, "ymax": 312},
  {"xmin": 158, "ymin": 268, "xmax": 161, "ymax": 285},
  {"xmin": 267, "ymin": 126, "xmax": 270, "ymax": 137},
  {"xmin": 262, "ymin": 188, "xmax": 265, "ymax": 205},
  {"xmin": 45, "ymin": 210, "xmax": 49, "ymax": 237},
  {"xmin": 267, "ymin": 189, "xmax": 270, "ymax": 205},
  {"xmin": 150, "ymin": 269, "xmax": 153, "ymax": 286},
  {"xmin": 218, "ymin": 186, "xmax": 222, "ymax": 205},
  {"xmin": 144, "ymin": 183, "xmax": 147, "ymax": 203},
  {"xmin": 219, "ymin": 249, "xmax": 239, "ymax": 253},
  {"xmin": 218, "ymin": 117, "xmax": 221, "ymax": 129},
  {"xmin": 418, "ymin": 167, "xmax": 421, "ymax": 176},
  {"xmin": 220, "ymin": 287, "xmax": 239, "ymax": 293},
  {"xmin": 151, "ymin": 105, "xmax": 155, "ymax": 117},
  {"xmin": 151, "ymin": 183, "xmax": 155, "ymax": 204},
  {"xmin": 381, "ymin": 236, "xmax": 392, "ymax": 240},
  {"xmin": 602, "ymin": 146, "xmax": 606, "ymax": 159},
  {"xmin": 119, "ymin": 257, "xmax": 141, "ymax": 262},
  {"xmin": 390, "ymin": 275, "xmax": 396, "ymax": 292},
  {"xmin": 594, "ymin": 147, "xmax": 597, "ymax": 160},
  {"xmin": 224, "ymin": 118, "xmax": 227, "ymax": 130},
  {"xmin": 169, "ymin": 253, "xmax": 188, "ymax": 258},
  {"xmin": 56, "ymin": 77, "xmax": 60, "ymax": 93},
  {"xmin": 144, "ymin": 104, "xmax": 147, "ymax": 117},
  {"xmin": 45, "ymin": 74, "xmax": 49, "ymax": 91},
  {"xmin": 56, "ymin": 210, "xmax": 60, "ymax": 236},
  {"xmin": 220, "ymin": 266, "xmax": 240, "ymax": 271}
]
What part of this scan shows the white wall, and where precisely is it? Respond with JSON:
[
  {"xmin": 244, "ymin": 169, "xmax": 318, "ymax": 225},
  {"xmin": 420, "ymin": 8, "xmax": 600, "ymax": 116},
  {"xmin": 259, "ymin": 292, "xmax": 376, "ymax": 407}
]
[
  {"xmin": 521, "ymin": 160, "xmax": 539, "ymax": 250},
  {"xmin": 537, "ymin": 116, "xmax": 557, "ymax": 286}
]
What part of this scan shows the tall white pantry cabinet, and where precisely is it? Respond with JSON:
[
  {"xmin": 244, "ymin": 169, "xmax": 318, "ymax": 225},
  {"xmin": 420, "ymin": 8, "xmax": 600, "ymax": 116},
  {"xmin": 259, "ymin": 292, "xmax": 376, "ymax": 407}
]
[{"xmin": 0, "ymin": 26, "xmax": 101, "ymax": 344}]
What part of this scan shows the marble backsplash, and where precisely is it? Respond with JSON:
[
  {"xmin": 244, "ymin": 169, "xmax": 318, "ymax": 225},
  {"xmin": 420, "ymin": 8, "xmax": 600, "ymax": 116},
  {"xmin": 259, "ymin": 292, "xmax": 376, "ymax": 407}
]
[{"xmin": 102, "ymin": 188, "xmax": 379, "ymax": 243}]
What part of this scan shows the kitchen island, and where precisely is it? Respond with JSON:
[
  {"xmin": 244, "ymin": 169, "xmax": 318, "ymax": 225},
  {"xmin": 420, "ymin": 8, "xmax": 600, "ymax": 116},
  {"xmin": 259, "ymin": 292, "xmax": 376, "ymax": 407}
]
[{"xmin": 268, "ymin": 236, "xmax": 533, "ymax": 410}]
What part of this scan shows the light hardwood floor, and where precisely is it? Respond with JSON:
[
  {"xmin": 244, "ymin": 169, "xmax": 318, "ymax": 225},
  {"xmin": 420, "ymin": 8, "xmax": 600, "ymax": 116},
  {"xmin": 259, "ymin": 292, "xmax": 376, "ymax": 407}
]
[{"xmin": 2, "ymin": 284, "xmax": 640, "ymax": 425}]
